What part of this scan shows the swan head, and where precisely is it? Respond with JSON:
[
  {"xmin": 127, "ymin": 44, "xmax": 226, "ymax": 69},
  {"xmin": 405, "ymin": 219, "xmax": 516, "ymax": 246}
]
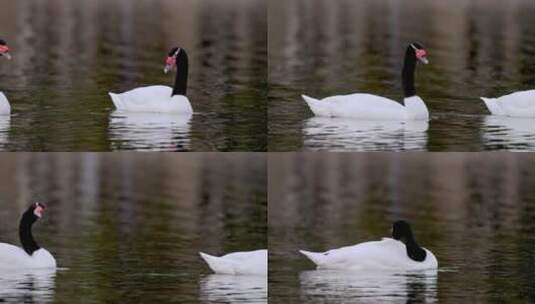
[
  {"xmin": 409, "ymin": 43, "xmax": 428, "ymax": 65},
  {"xmin": 392, "ymin": 220, "xmax": 428, "ymax": 262},
  {"xmin": 0, "ymin": 39, "xmax": 11, "ymax": 60},
  {"xmin": 392, "ymin": 220, "xmax": 415, "ymax": 243},
  {"xmin": 28, "ymin": 202, "xmax": 46, "ymax": 219},
  {"xmin": 164, "ymin": 47, "xmax": 182, "ymax": 74}
]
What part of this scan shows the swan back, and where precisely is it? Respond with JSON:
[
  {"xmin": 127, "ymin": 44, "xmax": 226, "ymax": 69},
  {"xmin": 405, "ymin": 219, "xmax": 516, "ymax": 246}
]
[
  {"xmin": 200, "ymin": 249, "xmax": 267, "ymax": 276},
  {"xmin": 300, "ymin": 238, "xmax": 437, "ymax": 271},
  {"xmin": 303, "ymin": 94, "xmax": 408, "ymax": 120},
  {"xmin": 110, "ymin": 85, "xmax": 193, "ymax": 114},
  {"xmin": 404, "ymin": 96, "xmax": 429, "ymax": 120},
  {"xmin": 482, "ymin": 90, "xmax": 535, "ymax": 117},
  {"xmin": 0, "ymin": 92, "xmax": 11, "ymax": 115}
]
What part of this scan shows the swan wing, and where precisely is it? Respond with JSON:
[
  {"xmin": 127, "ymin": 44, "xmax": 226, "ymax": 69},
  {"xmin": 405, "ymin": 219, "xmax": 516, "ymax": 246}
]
[
  {"xmin": 109, "ymin": 86, "xmax": 193, "ymax": 113},
  {"xmin": 0, "ymin": 243, "xmax": 31, "ymax": 268},
  {"xmin": 0, "ymin": 92, "xmax": 11, "ymax": 115},
  {"xmin": 303, "ymin": 94, "xmax": 407, "ymax": 120},
  {"xmin": 0, "ymin": 245, "xmax": 56, "ymax": 269},
  {"xmin": 484, "ymin": 90, "xmax": 535, "ymax": 117},
  {"xmin": 300, "ymin": 238, "xmax": 409, "ymax": 270}
]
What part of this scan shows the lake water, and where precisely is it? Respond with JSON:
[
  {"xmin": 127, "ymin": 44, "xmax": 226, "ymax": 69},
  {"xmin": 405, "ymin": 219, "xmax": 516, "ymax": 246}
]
[
  {"xmin": 0, "ymin": 0, "xmax": 267, "ymax": 151},
  {"xmin": 269, "ymin": 153, "xmax": 535, "ymax": 303},
  {"xmin": 269, "ymin": 0, "xmax": 535, "ymax": 151},
  {"xmin": 0, "ymin": 153, "xmax": 267, "ymax": 303}
]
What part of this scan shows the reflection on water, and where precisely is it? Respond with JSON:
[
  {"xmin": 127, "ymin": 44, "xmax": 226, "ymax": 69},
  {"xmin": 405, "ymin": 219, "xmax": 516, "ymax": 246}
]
[
  {"xmin": 304, "ymin": 117, "xmax": 428, "ymax": 151},
  {"xmin": 482, "ymin": 115, "xmax": 535, "ymax": 150},
  {"xmin": 109, "ymin": 111, "xmax": 192, "ymax": 151},
  {"xmin": 0, "ymin": 0, "xmax": 266, "ymax": 151},
  {"xmin": 0, "ymin": 153, "xmax": 266, "ymax": 303},
  {"xmin": 0, "ymin": 269, "xmax": 56, "ymax": 304},
  {"xmin": 268, "ymin": 153, "xmax": 535, "ymax": 303},
  {"xmin": 199, "ymin": 274, "xmax": 267, "ymax": 304},
  {"xmin": 300, "ymin": 270, "xmax": 437, "ymax": 304},
  {"xmin": 269, "ymin": 0, "xmax": 535, "ymax": 151}
]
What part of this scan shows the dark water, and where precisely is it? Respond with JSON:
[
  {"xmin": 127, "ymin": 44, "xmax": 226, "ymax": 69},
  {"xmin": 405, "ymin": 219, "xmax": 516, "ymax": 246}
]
[
  {"xmin": 0, "ymin": 153, "xmax": 267, "ymax": 304},
  {"xmin": 0, "ymin": 0, "xmax": 267, "ymax": 151},
  {"xmin": 268, "ymin": 153, "xmax": 535, "ymax": 303},
  {"xmin": 269, "ymin": 0, "xmax": 535, "ymax": 151}
]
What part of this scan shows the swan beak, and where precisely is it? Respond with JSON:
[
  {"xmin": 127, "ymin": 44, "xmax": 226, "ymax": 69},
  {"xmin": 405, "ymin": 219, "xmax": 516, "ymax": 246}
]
[
  {"xmin": 2, "ymin": 52, "xmax": 11, "ymax": 60},
  {"xmin": 164, "ymin": 64, "xmax": 172, "ymax": 74},
  {"xmin": 419, "ymin": 57, "xmax": 429, "ymax": 65}
]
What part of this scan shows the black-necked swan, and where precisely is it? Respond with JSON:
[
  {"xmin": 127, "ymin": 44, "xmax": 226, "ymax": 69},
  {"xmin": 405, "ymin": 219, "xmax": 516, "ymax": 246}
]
[
  {"xmin": 0, "ymin": 203, "xmax": 56, "ymax": 269},
  {"xmin": 299, "ymin": 221, "xmax": 437, "ymax": 271},
  {"xmin": 199, "ymin": 249, "xmax": 267, "ymax": 276},
  {"xmin": 109, "ymin": 47, "xmax": 193, "ymax": 114},
  {"xmin": 302, "ymin": 43, "xmax": 430, "ymax": 120},
  {"xmin": 481, "ymin": 91, "xmax": 535, "ymax": 117},
  {"xmin": 0, "ymin": 39, "xmax": 12, "ymax": 115}
]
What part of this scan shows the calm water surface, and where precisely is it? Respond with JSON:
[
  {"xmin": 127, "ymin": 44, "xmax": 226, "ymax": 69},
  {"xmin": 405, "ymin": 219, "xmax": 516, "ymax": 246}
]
[
  {"xmin": 269, "ymin": 153, "xmax": 535, "ymax": 303},
  {"xmin": 269, "ymin": 0, "xmax": 535, "ymax": 151},
  {"xmin": 0, "ymin": 153, "xmax": 267, "ymax": 303},
  {"xmin": 0, "ymin": 0, "xmax": 267, "ymax": 151}
]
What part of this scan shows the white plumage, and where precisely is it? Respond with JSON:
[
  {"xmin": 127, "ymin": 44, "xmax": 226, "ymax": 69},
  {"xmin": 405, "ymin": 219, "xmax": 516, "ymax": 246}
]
[
  {"xmin": 481, "ymin": 90, "xmax": 535, "ymax": 117},
  {"xmin": 199, "ymin": 249, "xmax": 267, "ymax": 276},
  {"xmin": 0, "ymin": 91, "xmax": 11, "ymax": 115},
  {"xmin": 109, "ymin": 86, "xmax": 192, "ymax": 114},
  {"xmin": 0, "ymin": 245, "xmax": 56, "ymax": 269},
  {"xmin": 302, "ymin": 95, "xmax": 429, "ymax": 121},
  {"xmin": 300, "ymin": 238, "xmax": 437, "ymax": 271}
]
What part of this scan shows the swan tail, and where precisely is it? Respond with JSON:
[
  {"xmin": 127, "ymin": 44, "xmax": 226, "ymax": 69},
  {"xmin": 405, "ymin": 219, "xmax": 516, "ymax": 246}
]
[
  {"xmin": 480, "ymin": 97, "xmax": 501, "ymax": 115},
  {"xmin": 199, "ymin": 252, "xmax": 237, "ymax": 275},
  {"xmin": 109, "ymin": 92, "xmax": 123, "ymax": 110},
  {"xmin": 302, "ymin": 95, "xmax": 330, "ymax": 116},
  {"xmin": 299, "ymin": 250, "xmax": 325, "ymax": 267}
]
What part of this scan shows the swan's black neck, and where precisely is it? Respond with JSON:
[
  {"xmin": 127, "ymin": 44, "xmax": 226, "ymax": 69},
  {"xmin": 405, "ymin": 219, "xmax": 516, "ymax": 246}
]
[
  {"xmin": 173, "ymin": 49, "xmax": 188, "ymax": 96},
  {"xmin": 402, "ymin": 46, "xmax": 418, "ymax": 98},
  {"xmin": 19, "ymin": 209, "xmax": 40, "ymax": 256},
  {"xmin": 402, "ymin": 237, "xmax": 427, "ymax": 262}
]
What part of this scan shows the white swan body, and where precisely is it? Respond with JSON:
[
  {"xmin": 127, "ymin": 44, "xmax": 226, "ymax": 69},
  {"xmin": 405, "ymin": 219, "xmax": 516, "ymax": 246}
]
[
  {"xmin": 300, "ymin": 238, "xmax": 437, "ymax": 271},
  {"xmin": 302, "ymin": 95, "xmax": 429, "ymax": 121},
  {"xmin": 0, "ymin": 244, "xmax": 56, "ymax": 269},
  {"xmin": 302, "ymin": 93, "xmax": 429, "ymax": 120},
  {"xmin": 109, "ymin": 86, "xmax": 192, "ymax": 114},
  {"xmin": 200, "ymin": 249, "xmax": 267, "ymax": 276},
  {"xmin": 0, "ymin": 92, "xmax": 11, "ymax": 115},
  {"xmin": 481, "ymin": 90, "xmax": 535, "ymax": 117}
]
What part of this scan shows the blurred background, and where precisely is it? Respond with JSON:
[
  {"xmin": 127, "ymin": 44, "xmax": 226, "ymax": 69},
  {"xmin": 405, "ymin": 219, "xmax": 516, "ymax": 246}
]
[
  {"xmin": 269, "ymin": 0, "xmax": 535, "ymax": 151},
  {"xmin": 0, "ymin": 153, "xmax": 267, "ymax": 303},
  {"xmin": 0, "ymin": 0, "xmax": 267, "ymax": 151},
  {"xmin": 269, "ymin": 153, "xmax": 535, "ymax": 303}
]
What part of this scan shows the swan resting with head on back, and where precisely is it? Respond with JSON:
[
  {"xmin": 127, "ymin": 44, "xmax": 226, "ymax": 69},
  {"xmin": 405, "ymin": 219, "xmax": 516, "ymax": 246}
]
[
  {"xmin": 299, "ymin": 221, "xmax": 437, "ymax": 271},
  {"xmin": 302, "ymin": 43, "xmax": 430, "ymax": 121},
  {"xmin": 0, "ymin": 39, "xmax": 12, "ymax": 115},
  {"xmin": 109, "ymin": 47, "xmax": 193, "ymax": 114},
  {"xmin": 199, "ymin": 249, "xmax": 267, "ymax": 276},
  {"xmin": 0, "ymin": 202, "xmax": 56, "ymax": 269}
]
